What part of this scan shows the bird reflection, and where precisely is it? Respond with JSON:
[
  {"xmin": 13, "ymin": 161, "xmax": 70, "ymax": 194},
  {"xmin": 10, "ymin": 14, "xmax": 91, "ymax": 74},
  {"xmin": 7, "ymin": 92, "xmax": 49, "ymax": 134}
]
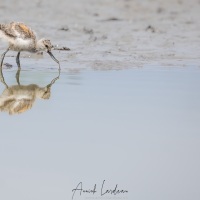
[{"xmin": 0, "ymin": 68, "xmax": 60, "ymax": 115}]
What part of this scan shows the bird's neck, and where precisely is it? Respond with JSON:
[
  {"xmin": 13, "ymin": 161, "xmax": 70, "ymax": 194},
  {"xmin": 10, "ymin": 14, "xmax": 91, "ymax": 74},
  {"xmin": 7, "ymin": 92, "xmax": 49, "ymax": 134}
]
[{"xmin": 35, "ymin": 39, "xmax": 44, "ymax": 51}]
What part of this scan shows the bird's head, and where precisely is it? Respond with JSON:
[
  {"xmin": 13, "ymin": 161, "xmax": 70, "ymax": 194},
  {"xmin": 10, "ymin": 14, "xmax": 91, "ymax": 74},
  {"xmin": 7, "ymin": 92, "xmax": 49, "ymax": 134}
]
[
  {"xmin": 37, "ymin": 38, "xmax": 59, "ymax": 64},
  {"xmin": 37, "ymin": 38, "xmax": 53, "ymax": 51}
]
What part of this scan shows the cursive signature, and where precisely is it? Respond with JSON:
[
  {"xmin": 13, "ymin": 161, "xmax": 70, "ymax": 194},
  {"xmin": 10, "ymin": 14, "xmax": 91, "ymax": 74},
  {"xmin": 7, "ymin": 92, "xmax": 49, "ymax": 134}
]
[{"xmin": 72, "ymin": 180, "xmax": 128, "ymax": 200}]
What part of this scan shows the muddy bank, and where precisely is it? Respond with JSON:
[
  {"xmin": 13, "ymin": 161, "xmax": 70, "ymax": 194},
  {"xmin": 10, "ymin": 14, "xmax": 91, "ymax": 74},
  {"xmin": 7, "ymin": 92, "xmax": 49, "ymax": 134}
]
[{"xmin": 0, "ymin": 0, "xmax": 200, "ymax": 70}]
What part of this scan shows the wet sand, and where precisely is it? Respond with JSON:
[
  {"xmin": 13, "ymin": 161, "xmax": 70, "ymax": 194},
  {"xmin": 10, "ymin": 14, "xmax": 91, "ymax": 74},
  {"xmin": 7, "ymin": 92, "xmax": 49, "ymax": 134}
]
[{"xmin": 0, "ymin": 0, "xmax": 200, "ymax": 70}]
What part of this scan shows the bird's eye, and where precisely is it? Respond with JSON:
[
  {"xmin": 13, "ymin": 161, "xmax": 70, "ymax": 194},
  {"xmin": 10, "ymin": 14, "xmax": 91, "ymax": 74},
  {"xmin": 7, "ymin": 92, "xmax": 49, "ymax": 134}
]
[{"xmin": 45, "ymin": 45, "xmax": 48, "ymax": 48}]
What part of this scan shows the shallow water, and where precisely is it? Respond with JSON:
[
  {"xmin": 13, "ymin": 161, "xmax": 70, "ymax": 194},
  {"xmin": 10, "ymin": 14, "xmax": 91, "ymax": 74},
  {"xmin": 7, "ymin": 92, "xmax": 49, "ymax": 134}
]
[{"xmin": 0, "ymin": 65, "xmax": 200, "ymax": 200}]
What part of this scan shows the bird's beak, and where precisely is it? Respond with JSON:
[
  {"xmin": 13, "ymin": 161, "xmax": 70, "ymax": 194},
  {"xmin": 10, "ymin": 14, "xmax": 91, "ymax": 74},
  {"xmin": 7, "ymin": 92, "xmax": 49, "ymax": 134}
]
[{"xmin": 47, "ymin": 50, "xmax": 59, "ymax": 64}]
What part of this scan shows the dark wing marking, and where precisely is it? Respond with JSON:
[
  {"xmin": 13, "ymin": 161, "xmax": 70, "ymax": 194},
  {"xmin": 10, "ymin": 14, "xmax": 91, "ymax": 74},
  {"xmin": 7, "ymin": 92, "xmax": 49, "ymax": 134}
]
[
  {"xmin": 0, "ymin": 22, "xmax": 17, "ymax": 39},
  {"xmin": 15, "ymin": 23, "xmax": 35, "ymax": 39}
]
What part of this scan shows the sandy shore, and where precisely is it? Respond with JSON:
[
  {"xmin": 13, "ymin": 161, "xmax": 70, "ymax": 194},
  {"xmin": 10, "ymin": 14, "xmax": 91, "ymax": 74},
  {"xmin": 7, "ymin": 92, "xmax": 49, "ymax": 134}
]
[{"xmin": 0, "ymin": 0, "xmax": 200, "ymax": 70}]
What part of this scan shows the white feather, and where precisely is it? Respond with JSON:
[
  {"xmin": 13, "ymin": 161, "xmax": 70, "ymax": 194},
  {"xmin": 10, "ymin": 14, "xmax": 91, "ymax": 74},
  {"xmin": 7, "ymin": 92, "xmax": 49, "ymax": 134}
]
[
  {"xmin": 0, "ymin": 30, "xmax": 15, "ymax": 43},
  {"xmin": 15, "ymin": 38, "xmax": 33, "ymax": 50}
]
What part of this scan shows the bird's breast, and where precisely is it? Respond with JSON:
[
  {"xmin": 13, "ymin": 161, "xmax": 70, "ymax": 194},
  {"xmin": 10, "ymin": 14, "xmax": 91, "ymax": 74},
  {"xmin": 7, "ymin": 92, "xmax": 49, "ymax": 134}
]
[{"xmin": 10, "ymin": 38, "xmax": 36, "ymax": 51}]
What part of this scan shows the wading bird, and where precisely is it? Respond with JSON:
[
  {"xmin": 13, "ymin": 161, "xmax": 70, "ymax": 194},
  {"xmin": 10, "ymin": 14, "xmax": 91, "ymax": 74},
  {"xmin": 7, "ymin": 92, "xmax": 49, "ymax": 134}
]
[{"xmin": 0, "ymin": 22, "xmax": 60, "ymax": 68}]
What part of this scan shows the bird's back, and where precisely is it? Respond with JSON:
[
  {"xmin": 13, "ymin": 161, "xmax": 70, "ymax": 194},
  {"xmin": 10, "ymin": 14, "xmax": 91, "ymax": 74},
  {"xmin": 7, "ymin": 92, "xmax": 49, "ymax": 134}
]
[
  {"xmin": 0, "ymin": 22, "xmax": 37, "ymax": 51},
  {"xmin": 0, "ymin": 22, "xmax": 36, "ymax": 40}
]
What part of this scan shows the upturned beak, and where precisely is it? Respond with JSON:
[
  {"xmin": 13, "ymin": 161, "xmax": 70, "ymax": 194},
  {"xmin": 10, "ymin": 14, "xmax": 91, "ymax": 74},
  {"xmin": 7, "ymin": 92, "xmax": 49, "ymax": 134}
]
[{"xmin": 47, "ymin": 50, "xmax": 60, "ymax": 65}]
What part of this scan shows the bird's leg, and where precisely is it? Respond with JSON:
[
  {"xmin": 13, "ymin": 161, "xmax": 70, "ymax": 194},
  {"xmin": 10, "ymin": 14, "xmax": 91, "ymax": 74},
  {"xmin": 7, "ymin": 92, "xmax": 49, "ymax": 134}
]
[
  {"xmin": 16, "ymin": 51, "xmax": 21, "ymax": 69},
  {"xmin": 16, "ymin": 68, "xmax": 21, "ymax": 86},
  {"xmin": 16, "ymin": 52, "xmax": 21, "ymax": 85},
  {"xmin": 0, "ymin": 64, "xmax": 8, "ymax": 88},
  {"xmin": 0, "ymin": 48, "xmax": 10, "ymax": 67}
]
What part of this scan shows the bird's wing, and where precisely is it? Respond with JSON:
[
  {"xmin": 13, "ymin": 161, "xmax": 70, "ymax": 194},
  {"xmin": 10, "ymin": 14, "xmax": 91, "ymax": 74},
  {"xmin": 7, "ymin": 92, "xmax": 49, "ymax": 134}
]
[{"xmin": 2, "ymin": 22, "xmax": 36, "ymax": 40}]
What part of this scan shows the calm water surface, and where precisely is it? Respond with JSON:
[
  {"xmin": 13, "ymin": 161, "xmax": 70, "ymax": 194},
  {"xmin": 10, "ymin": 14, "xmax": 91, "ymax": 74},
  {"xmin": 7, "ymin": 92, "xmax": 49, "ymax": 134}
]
[{"xmin": 0, "ymin": 66, "xmax": 200, "ymax": 200}]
